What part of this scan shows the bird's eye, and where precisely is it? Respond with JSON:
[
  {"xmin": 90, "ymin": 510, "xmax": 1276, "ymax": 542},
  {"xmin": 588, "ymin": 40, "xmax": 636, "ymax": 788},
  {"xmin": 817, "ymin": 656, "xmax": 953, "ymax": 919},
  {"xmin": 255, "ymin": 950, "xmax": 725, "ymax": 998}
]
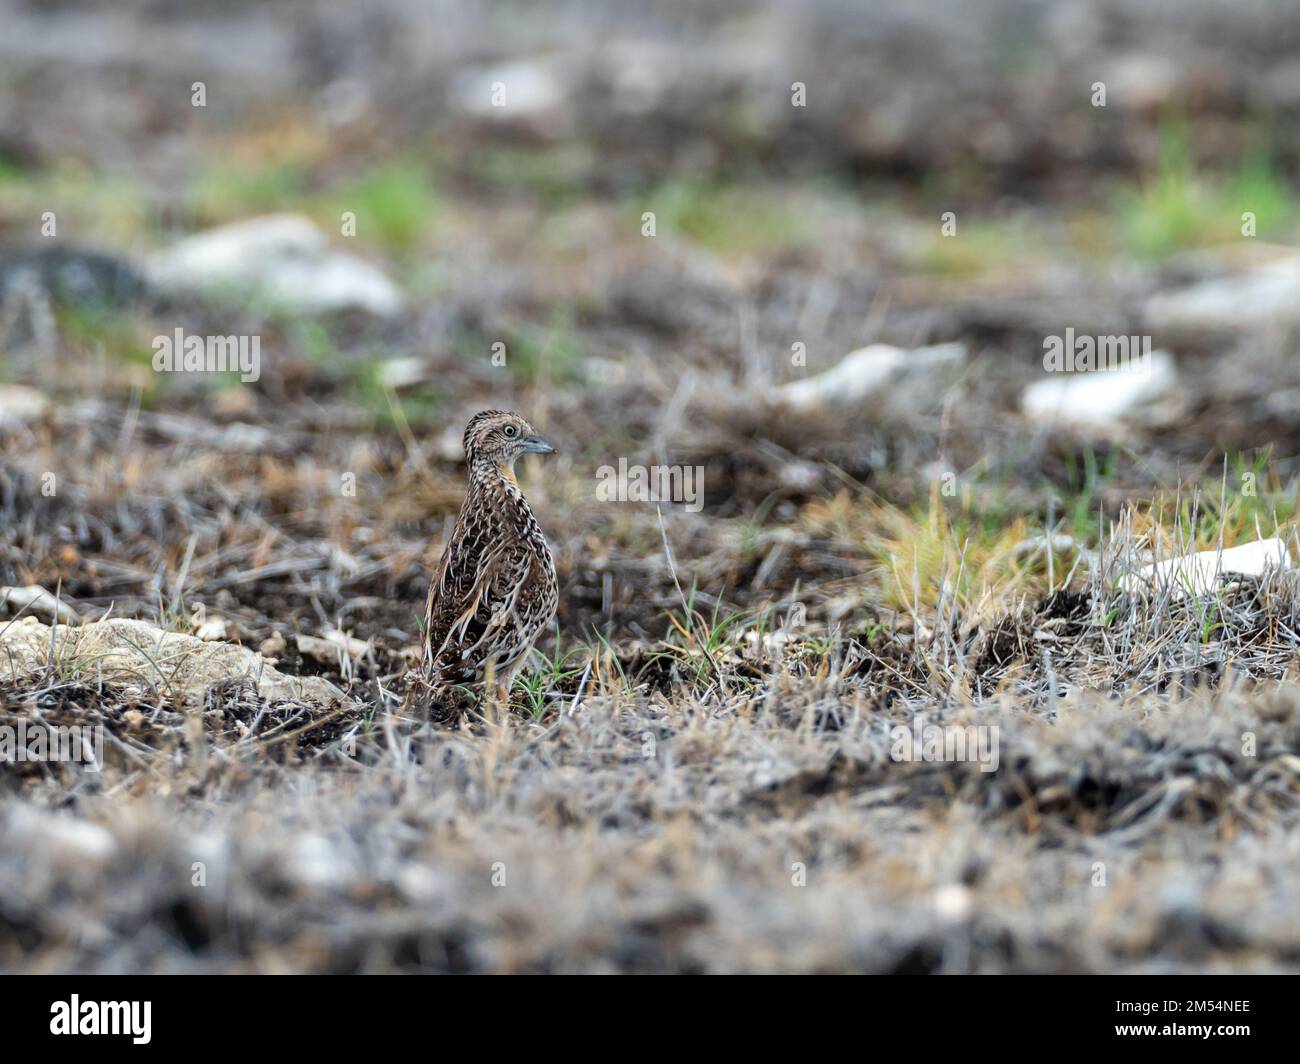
[{"xmin": 503, "ymin": 425, "xmax": 518, "ymax": 438}]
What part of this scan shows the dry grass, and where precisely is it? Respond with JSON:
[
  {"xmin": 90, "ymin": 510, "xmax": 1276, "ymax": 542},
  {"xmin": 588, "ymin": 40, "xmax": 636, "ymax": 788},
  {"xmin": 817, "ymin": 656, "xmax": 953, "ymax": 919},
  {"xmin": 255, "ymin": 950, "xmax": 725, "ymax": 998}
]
[
  {"xmin": 4, "ymin": 496, "xmax": 1300, "ymax": 972},
  {"xmin": 4, "ymin": 636, "xmax": 1298, "ymax": 973}
]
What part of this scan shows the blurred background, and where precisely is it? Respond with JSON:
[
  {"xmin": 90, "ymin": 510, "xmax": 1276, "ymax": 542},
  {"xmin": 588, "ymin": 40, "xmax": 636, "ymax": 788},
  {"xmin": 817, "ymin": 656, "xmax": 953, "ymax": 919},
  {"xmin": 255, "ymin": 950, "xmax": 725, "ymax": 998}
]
[{"xmin": 2, "ymin": 0, "xmax": 1299, "ymax": 664}]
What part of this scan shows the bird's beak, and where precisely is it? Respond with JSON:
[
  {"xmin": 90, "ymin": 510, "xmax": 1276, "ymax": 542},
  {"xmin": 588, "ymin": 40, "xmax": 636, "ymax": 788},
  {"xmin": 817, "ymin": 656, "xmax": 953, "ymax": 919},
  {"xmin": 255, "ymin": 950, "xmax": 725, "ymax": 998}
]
[{"xmin": 521, "ymin": 434, "xmax": 556, "ymax": 455}]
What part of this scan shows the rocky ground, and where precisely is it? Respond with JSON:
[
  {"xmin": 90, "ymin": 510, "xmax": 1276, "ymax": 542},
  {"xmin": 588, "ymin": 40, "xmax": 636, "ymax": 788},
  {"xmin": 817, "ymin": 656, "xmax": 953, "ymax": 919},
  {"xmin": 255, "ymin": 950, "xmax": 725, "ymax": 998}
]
[{"xmin": 1, "ymin": 0, "xmax": 1299, "ymax": 973}]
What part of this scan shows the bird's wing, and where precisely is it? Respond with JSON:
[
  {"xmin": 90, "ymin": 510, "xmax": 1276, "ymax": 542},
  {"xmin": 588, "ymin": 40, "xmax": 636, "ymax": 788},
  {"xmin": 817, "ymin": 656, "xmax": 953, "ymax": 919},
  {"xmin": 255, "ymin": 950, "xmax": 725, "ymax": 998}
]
[
  {"xmin": 424, "ymin": 523, "xmax": 536, "ymax": 687},
  {"xmin": 422, "ymin": 513, "xmax": 485, "ymax": 675}
]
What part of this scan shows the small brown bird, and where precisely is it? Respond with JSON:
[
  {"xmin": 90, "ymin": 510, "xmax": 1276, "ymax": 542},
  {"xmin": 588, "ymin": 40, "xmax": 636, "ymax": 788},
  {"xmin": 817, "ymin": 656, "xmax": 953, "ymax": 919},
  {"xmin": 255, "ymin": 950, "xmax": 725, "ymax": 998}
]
[{"xmin": 418, "ymin": 410, "xmax": 558, "ymax": 708}]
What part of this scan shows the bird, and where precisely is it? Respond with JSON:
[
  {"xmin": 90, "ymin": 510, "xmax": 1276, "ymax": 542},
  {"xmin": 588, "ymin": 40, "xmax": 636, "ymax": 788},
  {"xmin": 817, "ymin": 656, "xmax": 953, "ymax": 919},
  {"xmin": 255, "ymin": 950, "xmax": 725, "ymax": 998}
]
[{"xmin": 416, "ymin": 410, "xmax": 558, "ymax": 712}]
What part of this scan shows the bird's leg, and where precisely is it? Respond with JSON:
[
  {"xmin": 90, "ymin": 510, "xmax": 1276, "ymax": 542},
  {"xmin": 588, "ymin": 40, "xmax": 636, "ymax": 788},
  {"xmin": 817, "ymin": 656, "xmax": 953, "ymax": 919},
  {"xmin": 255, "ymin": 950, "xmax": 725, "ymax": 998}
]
[
  {"xmin": 483, "ymin": 658, "xmax": 509, "ymax": 711},
  {"xmin": 496, "ymin": 661, "xmax": 521, "ymax": 709}
]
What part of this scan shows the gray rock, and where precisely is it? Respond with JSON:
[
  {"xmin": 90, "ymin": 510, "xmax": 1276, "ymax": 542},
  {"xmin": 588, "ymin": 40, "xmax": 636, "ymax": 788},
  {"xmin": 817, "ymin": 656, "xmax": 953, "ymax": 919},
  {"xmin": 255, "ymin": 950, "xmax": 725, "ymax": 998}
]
[{"xmin": 0, "ymin": 616, "xmax": 353, "ymax": 706}]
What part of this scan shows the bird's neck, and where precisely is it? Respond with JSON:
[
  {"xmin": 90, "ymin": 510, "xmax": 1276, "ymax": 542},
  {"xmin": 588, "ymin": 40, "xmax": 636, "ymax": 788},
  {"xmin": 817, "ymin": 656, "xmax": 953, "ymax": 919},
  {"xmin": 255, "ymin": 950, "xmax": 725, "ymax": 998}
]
[
  {"xmin": 465, "ymin": 454, "xmax": 550, "ymax": 558},
  {"xmin": 469, "ymin": 456, "xmax": 523, "ymax": 499}
]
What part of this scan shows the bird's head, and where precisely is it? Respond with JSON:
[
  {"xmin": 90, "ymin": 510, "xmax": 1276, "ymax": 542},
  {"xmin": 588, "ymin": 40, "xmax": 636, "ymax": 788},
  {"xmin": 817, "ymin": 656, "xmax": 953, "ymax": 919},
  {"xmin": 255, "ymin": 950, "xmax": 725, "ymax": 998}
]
[{"xmin": 463, "ymin": 409, "xmax": 555, "ymax": 481}]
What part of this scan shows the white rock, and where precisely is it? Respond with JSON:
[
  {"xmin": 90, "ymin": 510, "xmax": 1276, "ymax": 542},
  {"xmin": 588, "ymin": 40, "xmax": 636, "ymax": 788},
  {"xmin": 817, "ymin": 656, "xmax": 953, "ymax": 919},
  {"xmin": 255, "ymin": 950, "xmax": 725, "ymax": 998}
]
[
  {"xmin": 743, "ymin": 628, "xmax": 793, "ymax": 659},
  {"xmin": 1022, "ymin": 350, "xmax": 1175, "ymax": 431},
  {"xmin": 932, "ymin": 883, "xmax": 974, "ymax": 923},
  {"xmin": 377, "ymin": 356, "xmax": 428, "ymax": 390},
  {"xmin": 0, "ymin": 384, "xmax": 49, "ymax": 428},
  {"xmin": 1104, "ymin": 54, "xmax": 1180, "ymax": 111},
  {"xmin": 771, "ymin": 342, "xmax": 966, "ymax": 412},
  {"xmin": 777, "ymin": 459, "xmax": 823, "ymax": 492},
  {"xmin": 1119, "ymin": 537, "xmax": 1293, "ymax": 596},
  {"xmin": 285, "ymin": 832, "xmax": 352, "ymax": 890},
  {"xmin": 145, "ymin": 214, "xmax": 403, "ymax": 317},
  {"xmin": 1145, "ymin": 255, "xmax": 1300, "ymax": 335},
  {"xmin": 296, "ymin": 629, "xmax": 369, "ymax": 665},
  {"xmin": 453, "ymin": 60, "xmax": 568, "ymax": 118},
  {"xmin": 395, "ymin": 863, "xmax": 446, "ymax": 905},
  {"xmin": 6, "ymin": 806, "xmax": 116, "ymax": 867},
  {"xmin": 194, "ymin": 617, "xmax": 227, "ymax": 641},
  {"xmin": 0, "ymin": 584, "xmax": 79, "ymax": 625}
]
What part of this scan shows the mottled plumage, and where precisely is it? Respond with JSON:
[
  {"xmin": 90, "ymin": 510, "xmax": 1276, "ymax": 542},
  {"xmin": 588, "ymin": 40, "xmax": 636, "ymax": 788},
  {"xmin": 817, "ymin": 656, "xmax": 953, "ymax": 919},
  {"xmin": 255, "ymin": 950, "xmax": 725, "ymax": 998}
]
[{"xmin": 418, "ymin": 410, "xmax": 558, "ymax": 707}]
